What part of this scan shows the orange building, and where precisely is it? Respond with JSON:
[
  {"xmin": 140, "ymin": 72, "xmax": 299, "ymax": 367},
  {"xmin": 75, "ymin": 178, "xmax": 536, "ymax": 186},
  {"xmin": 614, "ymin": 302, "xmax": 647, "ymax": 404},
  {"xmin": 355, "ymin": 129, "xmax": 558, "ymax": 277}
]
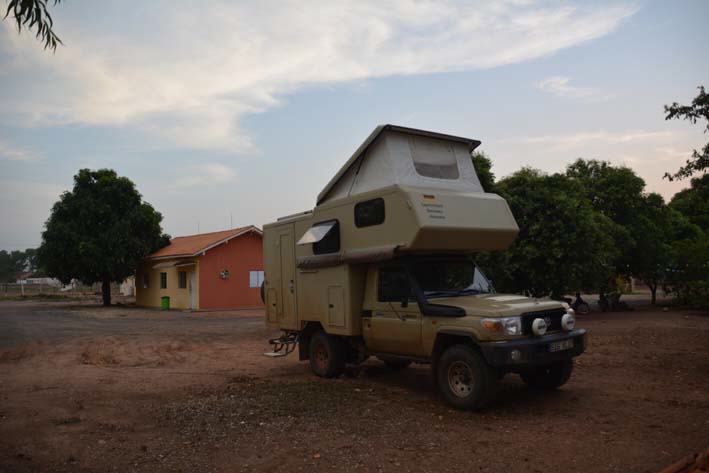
[{"xmin": 136, "ymin": 226, "xmax": 263, "ymax": 310}]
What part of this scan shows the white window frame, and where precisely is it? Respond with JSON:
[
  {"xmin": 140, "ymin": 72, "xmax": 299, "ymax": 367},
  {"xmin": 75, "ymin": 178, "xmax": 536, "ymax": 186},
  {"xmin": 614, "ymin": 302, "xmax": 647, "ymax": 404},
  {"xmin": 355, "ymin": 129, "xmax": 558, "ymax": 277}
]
[{"xmin": 249, "ymin": 270, "xmax": 264, "ymax": 288}]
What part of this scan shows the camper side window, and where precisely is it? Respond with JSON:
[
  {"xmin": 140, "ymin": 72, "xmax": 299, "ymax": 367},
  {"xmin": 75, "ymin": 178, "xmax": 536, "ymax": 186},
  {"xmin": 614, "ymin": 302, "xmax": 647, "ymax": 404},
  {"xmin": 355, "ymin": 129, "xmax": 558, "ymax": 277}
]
[
  {"xmin": 355, "ymin": 198, "xmax": 385, "ymax": 228},
  {"xmin": 313, "ymin": 220, "xmax": 340, "ymax": 255},
  {"xmin": 378, "ymin": 267, "xmax": 412, "ymax": 302}
]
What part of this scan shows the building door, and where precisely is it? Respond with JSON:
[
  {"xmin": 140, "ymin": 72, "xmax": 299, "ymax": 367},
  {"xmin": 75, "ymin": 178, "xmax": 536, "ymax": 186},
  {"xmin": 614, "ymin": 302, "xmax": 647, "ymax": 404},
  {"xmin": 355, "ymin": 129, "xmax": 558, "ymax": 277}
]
[
  {"xmin": 189, "ymin": 271, "xmax": 196, "ymax": 310},
  {"xmin": 278, "ymin": 226, "xmax": 297, "ymax": 328}
]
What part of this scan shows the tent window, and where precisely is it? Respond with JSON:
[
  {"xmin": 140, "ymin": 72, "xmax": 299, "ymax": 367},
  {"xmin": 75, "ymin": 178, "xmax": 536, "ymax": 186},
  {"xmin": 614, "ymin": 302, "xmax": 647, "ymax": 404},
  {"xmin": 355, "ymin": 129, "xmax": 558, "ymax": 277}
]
[
  {"xmin": 409, "ymin": 137, "xmax": 460, "ymax": 180},
  {"xmin": 355, "ymin": 198, "xmax": 385, "ymax": 228},
  {"xmin": 313, "ymin": 220, "xmax": 340, "ymax": 255}
]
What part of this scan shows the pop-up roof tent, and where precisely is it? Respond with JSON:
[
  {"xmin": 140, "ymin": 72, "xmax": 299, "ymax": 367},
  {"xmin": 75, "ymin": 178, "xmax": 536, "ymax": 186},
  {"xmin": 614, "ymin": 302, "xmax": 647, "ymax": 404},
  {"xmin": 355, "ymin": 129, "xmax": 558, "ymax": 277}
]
[{"xmin": 318, "ymin": 125, "xmax": 484, "ymax": 205}]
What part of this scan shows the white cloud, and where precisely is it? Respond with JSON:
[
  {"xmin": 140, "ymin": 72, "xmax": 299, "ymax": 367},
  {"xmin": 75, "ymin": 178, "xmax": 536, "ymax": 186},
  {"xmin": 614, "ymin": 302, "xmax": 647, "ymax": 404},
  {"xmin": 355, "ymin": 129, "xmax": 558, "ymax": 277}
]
[
  {"xmin": 534, "ymin": 76, "xmax": 611, "ymax": 102},
  {"xmin": 0, "ymin": 140, "xmax": 37, "ymax": 161},
  {"xmin": 515, "ymin": 130, "xmax": 675, "ymax": 151},
  {"xmin": 174, "ymin": 163, "xmax": 237, "ymax": 188},
  {"xmin": 0, "ymin": 1, "xmax": 638, "ymax": 153}
]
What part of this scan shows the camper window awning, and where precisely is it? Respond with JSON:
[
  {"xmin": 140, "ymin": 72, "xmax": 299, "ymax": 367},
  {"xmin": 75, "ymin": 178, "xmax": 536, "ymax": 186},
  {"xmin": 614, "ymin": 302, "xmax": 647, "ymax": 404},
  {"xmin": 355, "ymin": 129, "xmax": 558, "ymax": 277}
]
[{"xmin": 297, "ymin": 221, "xmax": 337, "ymax": 245}]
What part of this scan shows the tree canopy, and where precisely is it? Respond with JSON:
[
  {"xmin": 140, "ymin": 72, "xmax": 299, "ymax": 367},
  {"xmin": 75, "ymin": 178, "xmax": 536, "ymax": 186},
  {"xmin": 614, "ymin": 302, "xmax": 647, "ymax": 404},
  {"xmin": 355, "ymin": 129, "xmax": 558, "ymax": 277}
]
[
  {"xmin": 3, "ymin": 0, "xmax": 62, "ymax": 51},
  {"xmin": 669, "ymin": 174, "xmax": 709, "ymax": 233},
  {"xmin": 477, "ymin": 167, "xmax": 617, "ymax": 299},
  {"xmin": 38, "ymin": 169, "xmax": 169, "ymax": 305},
  {"xmin": 664, "ymin": 85, "xmax": 708, "ymax": 181},
  {"xmin": 472, "ymin": 151, "xmax": 495, "ymax": 193}
]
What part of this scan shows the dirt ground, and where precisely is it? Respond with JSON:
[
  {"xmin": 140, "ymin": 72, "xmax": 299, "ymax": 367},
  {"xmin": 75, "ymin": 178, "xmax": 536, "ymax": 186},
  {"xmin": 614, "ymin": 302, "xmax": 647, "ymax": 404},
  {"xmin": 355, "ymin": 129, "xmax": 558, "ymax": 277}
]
[{"xmin": 0, "ymin": 300, "xmax": 707, "ymax": 473}]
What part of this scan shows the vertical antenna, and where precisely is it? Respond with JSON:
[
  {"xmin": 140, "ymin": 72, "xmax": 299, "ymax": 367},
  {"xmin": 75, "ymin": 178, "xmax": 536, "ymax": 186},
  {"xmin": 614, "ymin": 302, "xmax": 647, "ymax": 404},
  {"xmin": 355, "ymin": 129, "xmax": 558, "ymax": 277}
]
[
  {"xmin": 230, "ymin": 212, "xmax": 233, "ymax": 229},
  {"xmin": 197, "ymin": 222, "xmax": 200, "ymax": 234}
]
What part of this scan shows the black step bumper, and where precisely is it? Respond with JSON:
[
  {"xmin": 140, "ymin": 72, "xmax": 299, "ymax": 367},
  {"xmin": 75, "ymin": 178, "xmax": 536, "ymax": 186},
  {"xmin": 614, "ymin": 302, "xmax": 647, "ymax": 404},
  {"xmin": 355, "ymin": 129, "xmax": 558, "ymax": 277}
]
[{"xmin": 478, "ymin": 329, "xmax": 587, "ymax": 368}]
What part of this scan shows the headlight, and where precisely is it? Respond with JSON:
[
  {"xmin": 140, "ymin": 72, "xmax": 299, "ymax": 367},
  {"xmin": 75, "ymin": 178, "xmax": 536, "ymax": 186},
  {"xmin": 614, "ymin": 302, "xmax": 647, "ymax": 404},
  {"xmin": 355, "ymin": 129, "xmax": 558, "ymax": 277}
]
[
  {"xmin": 481, "ymin": 317, "xmax": 522, "ymax": 336},
  {"xmin": 532, "ymin": 318, "xmax": 547, "ymax": 336},
  {"xmin": 562, "ymin": 312, "xmax": 575, "ymax": 331}
]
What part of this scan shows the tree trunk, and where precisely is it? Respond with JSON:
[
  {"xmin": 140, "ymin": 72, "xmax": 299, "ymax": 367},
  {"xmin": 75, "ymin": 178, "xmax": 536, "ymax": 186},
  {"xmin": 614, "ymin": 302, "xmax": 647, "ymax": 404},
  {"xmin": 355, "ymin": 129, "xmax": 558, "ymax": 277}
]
[
  {"xmin": 648, "ymin": 283, "xmax": 657, "ymax": 305},
  {"xmin": 101, "ymin": 279, "xmax": 111, "ymax": 306}
]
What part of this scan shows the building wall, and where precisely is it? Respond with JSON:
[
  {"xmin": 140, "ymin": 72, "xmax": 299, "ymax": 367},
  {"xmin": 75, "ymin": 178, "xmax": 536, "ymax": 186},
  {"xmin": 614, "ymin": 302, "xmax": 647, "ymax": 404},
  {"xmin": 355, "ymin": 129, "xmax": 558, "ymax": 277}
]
[
  {"xmin": 199, "ymin": 232, "xmax": 264, "ymax": 309},
  {"xmin": 135, "ymin": 260, "xmax": 200, "ymax": 310}
]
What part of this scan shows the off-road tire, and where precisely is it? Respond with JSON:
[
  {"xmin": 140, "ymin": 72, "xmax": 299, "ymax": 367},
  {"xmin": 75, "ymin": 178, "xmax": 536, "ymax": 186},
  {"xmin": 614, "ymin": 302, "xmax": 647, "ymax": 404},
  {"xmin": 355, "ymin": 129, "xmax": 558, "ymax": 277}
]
[
  {"xmin": 382, "ymin": 359, "xmax": 411, "ymax": 370},
  {"xmin": 436, "ymin": 344, "xmax": 497, "ymax": 410},
  {"xmin": 308, "ymin": 331, "xmax": 346, "ymax": 378},
  {"xmin": 520, "ymin": 359, "xmax": 574, "ymax": 390}
]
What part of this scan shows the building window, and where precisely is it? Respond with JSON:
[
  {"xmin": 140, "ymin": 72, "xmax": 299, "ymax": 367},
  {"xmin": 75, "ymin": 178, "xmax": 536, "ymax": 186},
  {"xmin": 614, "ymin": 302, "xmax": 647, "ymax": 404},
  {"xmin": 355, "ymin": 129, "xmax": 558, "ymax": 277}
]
[
  {"xmin": 142, "ymin": 273, "xmax": 149, "ymax": 289},
  {"xmin": 313, "ymin": 220, "xmax": 340, "ymax": 255},
  {"xmin": 409, "ymin": 136, "xmax": 460, "ymax": 179},
  {"xmin": 355, "ymin": 198, "xmax": 385, "ymax": 228},
  {"xmin": 249, "ymin": 270, "xmax": 264, "ymax": 288},
  {"xmin": 160, "ymin": 272, "xmax": 167, "ymax": 289},
  {"xmin": 178, "ymin": 271, "xmax": 187, "ymax": 289}
]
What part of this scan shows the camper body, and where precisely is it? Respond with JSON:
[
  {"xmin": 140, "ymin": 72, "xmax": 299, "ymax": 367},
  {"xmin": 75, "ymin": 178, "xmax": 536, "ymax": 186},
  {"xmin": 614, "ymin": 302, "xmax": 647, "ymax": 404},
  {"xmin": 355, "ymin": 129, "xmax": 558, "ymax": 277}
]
[{"xmin": 263, "ymin": 125, "xmax": 586, "ymax": 409}]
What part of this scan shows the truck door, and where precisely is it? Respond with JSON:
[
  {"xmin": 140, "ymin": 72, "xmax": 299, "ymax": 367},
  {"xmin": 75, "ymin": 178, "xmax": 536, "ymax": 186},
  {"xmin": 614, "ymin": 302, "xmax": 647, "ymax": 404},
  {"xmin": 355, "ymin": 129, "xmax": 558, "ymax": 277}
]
[
  {"xmin": 362, "ymin": 266, "xmax": 423, "ymax": 356},
  {"xmin": 278, "ymin": 225, "xmax": 297, "ymax": 328}
]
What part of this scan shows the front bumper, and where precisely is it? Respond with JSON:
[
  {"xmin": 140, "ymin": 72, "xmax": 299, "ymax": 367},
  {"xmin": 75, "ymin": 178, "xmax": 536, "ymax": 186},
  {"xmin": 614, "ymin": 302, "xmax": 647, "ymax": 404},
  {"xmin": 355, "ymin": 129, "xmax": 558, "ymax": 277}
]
[{"xmin": 479, "ymin": 329, "xmax": 587, "ymax": 368}]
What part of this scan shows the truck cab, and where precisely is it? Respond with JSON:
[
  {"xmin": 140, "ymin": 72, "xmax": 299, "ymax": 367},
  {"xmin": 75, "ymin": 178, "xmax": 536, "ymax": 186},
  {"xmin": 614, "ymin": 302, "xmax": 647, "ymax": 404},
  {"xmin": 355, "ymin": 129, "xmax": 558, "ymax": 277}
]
[{"xmin": 263, "ymin": 125, "xmax": 586, "ymax": 409}]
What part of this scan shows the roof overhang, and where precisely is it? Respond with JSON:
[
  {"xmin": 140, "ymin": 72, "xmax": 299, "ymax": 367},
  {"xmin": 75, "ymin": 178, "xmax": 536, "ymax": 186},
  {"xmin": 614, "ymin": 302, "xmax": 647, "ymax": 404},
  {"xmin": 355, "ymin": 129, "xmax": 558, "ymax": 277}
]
[{"xmin": 145, "ymin": 226, "xmax": 263, "ymax": 260}]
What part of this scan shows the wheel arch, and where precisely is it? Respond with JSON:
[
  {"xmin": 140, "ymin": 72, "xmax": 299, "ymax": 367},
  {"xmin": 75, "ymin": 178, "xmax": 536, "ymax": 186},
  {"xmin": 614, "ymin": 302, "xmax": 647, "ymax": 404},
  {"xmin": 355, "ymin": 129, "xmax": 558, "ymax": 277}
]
[
  {"xmin": 432, "ymin": 330, "xmax": 481, "ymax": 364},
  {"xmin": 298, "ymin": 321, "xmax": 324, "ymax": 361}
]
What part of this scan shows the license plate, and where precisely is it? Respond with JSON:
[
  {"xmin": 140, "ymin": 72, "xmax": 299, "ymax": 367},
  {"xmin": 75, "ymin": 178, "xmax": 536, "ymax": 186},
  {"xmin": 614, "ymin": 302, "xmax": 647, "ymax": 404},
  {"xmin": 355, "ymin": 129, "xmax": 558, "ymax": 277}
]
[{"xmin": 549, "ymin": 339, "xmax": 574, "ymax": 352}]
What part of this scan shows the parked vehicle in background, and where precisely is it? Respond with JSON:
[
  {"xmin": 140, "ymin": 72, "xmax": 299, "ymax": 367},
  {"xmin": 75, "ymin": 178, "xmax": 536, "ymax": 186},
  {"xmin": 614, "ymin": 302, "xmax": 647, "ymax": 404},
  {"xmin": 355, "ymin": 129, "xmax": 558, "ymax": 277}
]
[{"xmin": 262, "ymin": 125, "xmax": 587, "ymax": 409}]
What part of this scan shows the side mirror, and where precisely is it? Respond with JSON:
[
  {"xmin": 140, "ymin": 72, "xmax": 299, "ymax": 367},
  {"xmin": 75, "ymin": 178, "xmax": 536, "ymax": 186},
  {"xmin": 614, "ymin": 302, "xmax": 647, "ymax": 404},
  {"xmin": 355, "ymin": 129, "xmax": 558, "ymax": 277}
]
[{"xmin": 400, "ymin": 293, "xmax": 409, "ymax": 308}]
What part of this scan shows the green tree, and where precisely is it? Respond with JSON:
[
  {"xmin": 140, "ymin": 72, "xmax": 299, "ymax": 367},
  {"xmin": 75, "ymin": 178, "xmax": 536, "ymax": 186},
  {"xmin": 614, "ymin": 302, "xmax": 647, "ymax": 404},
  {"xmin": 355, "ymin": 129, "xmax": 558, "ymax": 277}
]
[
  {"xmin": 472, "ymin": 151, "xmax": 495, "ymax": 193},
  {"xmin": 566, "ymin": 159, "xmax": 646, "ymax": 283},
  {"xmin": 631, "ymin": 193, "xmax": 701, "ymax": 304},
  {"xmin": 38, "ymin": 169, "xmax": 169, "ymax": 305},
  {"xmin": 669, "ymin": 174, "xmax": 709, "ymax": 233},
  {"xmin": 3, "ymin": 0, "xmax": 62, "ymax": 51},
  {"xmin": 0, "ymin": 250, "xmax": 21, "ymax": 282},
  {"xmin": 670, "ymin": 235, "xmax": 709, "ymax": 309},
  {"xmin": 478, "ymin": 168, "xmax": 617, "ymax": 299},
  {"xmin": 664, "ymin": 85, "xmax": 708, "ymax": 181}
]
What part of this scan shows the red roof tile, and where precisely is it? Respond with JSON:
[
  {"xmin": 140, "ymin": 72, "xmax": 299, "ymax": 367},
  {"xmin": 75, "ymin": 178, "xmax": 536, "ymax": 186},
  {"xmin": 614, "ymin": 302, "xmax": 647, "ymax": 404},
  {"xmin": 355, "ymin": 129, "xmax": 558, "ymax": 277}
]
[{"xmin": 148, "ymin": 226, "xmax": 261, "ymax": 259}]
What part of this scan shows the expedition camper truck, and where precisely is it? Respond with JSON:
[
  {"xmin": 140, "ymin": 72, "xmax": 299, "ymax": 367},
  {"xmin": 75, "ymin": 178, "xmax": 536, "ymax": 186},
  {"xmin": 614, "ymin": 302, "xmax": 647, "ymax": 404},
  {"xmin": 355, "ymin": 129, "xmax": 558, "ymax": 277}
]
[{"xmin": 263, "ymin": 124, "xmax": 587, "ymax": 409}]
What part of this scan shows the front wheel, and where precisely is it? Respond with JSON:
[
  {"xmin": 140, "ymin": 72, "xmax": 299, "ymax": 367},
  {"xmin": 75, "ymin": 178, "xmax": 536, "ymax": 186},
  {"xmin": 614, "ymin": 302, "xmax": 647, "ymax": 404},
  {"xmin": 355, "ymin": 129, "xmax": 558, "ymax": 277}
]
[
  {"xmin": 308, "ymin": 331, "xmax": 346, "ymax": 378},
  {"xmin": 520, "ymin": 359, "xmax": 574, "ymax": 390},
  {"xmin": 436, "ymin": 345, "xmax": 497, "ymax": 410}
]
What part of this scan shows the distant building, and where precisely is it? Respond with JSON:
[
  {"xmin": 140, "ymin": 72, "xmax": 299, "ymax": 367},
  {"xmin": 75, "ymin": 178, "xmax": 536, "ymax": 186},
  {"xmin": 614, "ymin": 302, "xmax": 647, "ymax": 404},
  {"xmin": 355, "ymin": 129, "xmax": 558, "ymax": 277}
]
[
  {"xmin": 136, "ymin": 226, "xmax": 263, "ymax": 310},
  {"xmin": 120, "ymin": 276, "xmax": 135, "ymax": 296},
  {"xmin": 16, "ymin": 273, "xmax": 61, "ymax": 287}
]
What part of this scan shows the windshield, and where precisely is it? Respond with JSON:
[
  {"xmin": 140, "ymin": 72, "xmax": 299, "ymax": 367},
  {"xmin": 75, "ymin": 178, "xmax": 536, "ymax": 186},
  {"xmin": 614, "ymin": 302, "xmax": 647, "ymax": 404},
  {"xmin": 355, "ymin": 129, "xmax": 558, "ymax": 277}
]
[{"xmin": 410, "ymin": 259, "xmax": 493, "ymax": 298}]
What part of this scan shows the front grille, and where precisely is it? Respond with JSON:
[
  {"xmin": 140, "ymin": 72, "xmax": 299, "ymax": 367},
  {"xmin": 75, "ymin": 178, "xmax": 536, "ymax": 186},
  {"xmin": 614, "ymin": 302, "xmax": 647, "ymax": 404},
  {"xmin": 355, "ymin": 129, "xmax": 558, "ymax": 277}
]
[{"xmin": 521, "ymin": 308, "xmax": 566, "ymax": 335}]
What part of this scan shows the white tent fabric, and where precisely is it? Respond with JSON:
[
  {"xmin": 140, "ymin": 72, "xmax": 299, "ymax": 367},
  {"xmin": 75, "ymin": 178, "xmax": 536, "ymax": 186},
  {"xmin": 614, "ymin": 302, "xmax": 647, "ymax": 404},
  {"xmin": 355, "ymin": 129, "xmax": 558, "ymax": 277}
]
[{"xmin": 319, "ymin": 127, "xmax": 483, "ymax": 204}]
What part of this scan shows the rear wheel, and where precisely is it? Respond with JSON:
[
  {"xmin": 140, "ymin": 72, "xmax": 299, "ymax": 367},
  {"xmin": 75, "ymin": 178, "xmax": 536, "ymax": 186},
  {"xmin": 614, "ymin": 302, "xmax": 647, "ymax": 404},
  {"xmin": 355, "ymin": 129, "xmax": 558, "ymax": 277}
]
[
  {"xmin": 436, "ymin": 345, "xmax": 497, "ymax": 410},
  {"xmin": 520, "ymin": 359, "xmax": 574, "ymax": 389},
  {"xmin": 308, "ymin": 331, "xmax": 346, "ymax": 378}
]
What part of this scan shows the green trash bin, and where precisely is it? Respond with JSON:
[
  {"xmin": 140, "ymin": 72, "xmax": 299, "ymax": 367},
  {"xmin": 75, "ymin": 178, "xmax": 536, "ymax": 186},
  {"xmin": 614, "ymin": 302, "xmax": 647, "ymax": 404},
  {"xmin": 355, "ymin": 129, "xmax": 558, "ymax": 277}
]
[{"xmin": 161, "ymin": 296, "xmax": 170, "ymax": 310}]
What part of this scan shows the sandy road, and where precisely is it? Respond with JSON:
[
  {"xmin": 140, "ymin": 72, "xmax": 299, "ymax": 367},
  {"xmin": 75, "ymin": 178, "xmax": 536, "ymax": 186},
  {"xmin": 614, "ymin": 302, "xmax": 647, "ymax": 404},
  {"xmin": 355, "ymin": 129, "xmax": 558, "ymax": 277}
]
[{"xmin": 0, "ymin": 300, "xmax": 708, "ymax": 472}]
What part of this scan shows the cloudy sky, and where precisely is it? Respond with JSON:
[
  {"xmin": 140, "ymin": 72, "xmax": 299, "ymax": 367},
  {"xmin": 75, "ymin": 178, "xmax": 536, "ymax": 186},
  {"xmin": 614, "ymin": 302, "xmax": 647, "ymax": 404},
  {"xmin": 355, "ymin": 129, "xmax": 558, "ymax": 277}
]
[{"xmin": 1, "ymin": 0, "xmax": 707, "ymax": 250}]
